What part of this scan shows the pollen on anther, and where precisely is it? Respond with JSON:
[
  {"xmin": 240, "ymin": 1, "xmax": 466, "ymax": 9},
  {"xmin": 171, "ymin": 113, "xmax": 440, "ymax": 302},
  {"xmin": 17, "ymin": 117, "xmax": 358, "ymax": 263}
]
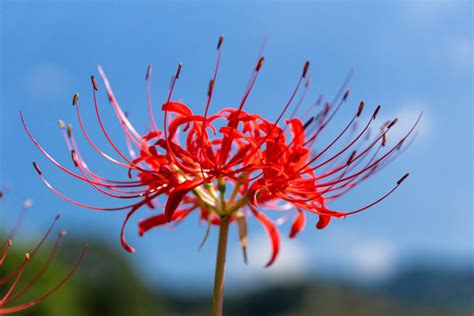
[
  {"xmin": 397, "ymin": 173, "xmax": 410, "ymax": 185},
  {"xmin": 357, "ymin": 101, "xmax": 364, "ymax": 117},
  {"xmin": 33, "ymin": 162, "xmax": 42, "ymax": 175},
  {"xmin": 58, "ymin": 120, "xmax": 65, "ymax": 129},
  {"xmin": 91, "ymin": 76, "xmax": 99, "ymax": 91},
  {"xmin": 387, "ymin": 118, "xmax": 398, "ymax": 129},
  {"xmin": 23, "ymin": 199, "xmax": 33, "ymax": 209},
  {"xmin": 145, "ymin": 65, "xmax": 152, "ymax": 80},
  {"xmin": 396, "ymin": 140, "xmax": 404, "ymax": 151},
  {"xmin": 256, "ymin": 57, "xmax": 265, "ymax": 71},
  {"xmin": 217, "ymin": 35, "xmax": 224, "ymax": 50},
  {"xmin": 71, "ymin": 150, "xmax": 79, "ymax": 167},
  {"xmin": 176, "ymin": 63, "xmax": 183, "ymax": 79},
  {"xmin": 373, "ymin": 105, "xmax": 381, "ymax": 119},
  {"xmin": 208, "ymin": 79, "xmax": 215, "ymax": 97},
  {"xmin": 303, "ymin": 117, "xmax": 314, "ymax": 129},
  {"xmin": 25, "ymin": 253, "xmax": 31, "ymax": 260},
  {"xmin": 72, "ymin": 93, "xmax": 79, "ymax": 106},
  {"xmin": 67, "ymin": 124, "xmax": 73, "ymax": 138},
  {"xmin": 343, "ymin": 89, "xmax": 350, "ymax": 101},
  {"xmin": 346, "ymin": 150, "xmax": 357, "ymax": 165},
  {"xmin": 302, "ymin": 61, "xmax": 310, "ymax": 78},
  {"xmin": 59, "ymin": 230, "xmax": 68, "ymax": 237},
  {"xmin": 323, "ymin": 103, "xmax": 330, "ymax": 115}
]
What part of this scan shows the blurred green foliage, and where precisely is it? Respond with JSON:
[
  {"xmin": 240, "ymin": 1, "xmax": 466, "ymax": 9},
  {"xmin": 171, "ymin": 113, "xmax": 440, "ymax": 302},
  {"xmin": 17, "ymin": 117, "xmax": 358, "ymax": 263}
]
[{"xmin": 0, "ymin": 239, "xmax": 471, "ymax": 316}]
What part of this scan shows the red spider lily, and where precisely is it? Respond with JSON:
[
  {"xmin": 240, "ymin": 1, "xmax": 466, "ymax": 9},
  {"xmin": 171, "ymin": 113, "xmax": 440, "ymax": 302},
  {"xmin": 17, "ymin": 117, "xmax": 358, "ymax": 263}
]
[
  {"xmin": 21, "ymin": 35, "xmax": 419, "ymax": 267},
  {"xmin": 0, "ymin": 194, "xmax": 87, "ymax": 314}
]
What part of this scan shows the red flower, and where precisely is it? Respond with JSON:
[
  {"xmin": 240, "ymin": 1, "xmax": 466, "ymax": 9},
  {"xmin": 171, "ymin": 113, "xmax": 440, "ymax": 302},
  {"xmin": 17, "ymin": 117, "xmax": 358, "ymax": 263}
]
[
  {"xmin": 0, "ymin": 195, "xmax": 86, "ymax": 314},
  {"xmin": 21, "ymin": 36, "xmax": 419, "ymax": 266}
]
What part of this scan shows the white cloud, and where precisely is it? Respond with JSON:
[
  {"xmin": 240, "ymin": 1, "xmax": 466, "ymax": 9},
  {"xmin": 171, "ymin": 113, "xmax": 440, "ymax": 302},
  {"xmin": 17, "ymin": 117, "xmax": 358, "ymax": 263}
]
[
  {"xmin": 227, "ymin": 234, "xmax": 309, "ymax": 289},
  {"xmin": 450, "ymin": 37, "xmax": 473, "ymax": 68},
  {"xmin": 133, "ymin": 225, "xmax": 400, "ymax": 290},
  {"xmin": 309, "ymin": 227, "xmax": 400, "ymax": 284},
  {"xmin": 25, "ymin": 64, "xmax": 71, "ymax": 100},
  {"xmin": 403, "ymin": 0, "xmax": 461, "ymax": 21},
  {"xmin": 349, "ymin": 240, "xmax": 397, "ymax": 281}
]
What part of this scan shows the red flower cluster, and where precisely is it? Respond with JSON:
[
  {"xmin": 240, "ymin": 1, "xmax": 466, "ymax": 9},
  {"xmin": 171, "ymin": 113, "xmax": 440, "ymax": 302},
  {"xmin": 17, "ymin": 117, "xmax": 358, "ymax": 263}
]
[
  {"xmin": 0, "ymin": 195, "xmax": 86, "ymax": 314},
  {"xmin": 22, "ymin": 36, "xmax": 419, "ymax": 266}
]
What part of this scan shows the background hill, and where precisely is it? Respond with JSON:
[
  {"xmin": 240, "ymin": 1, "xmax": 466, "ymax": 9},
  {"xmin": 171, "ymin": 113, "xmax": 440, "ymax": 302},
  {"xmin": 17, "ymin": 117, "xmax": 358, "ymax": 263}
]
[{"xmin": 2, "ymin": 241, "xmax": 471, "ymax": 316}]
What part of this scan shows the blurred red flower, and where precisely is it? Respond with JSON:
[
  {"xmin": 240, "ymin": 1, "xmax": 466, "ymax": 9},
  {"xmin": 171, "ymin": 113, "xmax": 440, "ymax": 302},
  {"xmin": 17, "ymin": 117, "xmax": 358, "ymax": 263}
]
[{"xmin": 0, "ymin": 195, "xmax": 86, "ymax": 314}]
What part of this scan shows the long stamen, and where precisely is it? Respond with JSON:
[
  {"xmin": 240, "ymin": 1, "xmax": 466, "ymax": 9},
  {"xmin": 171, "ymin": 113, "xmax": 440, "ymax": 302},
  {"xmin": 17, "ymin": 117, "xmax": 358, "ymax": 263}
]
[
  {"xmin": 308, "ymin": 102, "xmax": 362, "ymax": 163},
  {"xmin": 29, "ymin": 214, "xmax": 60, "ymax": 258},
  {"xmin": 218, "ymin": 56, "xmax": 265, "ymax": 166},
  {"xmin": 4, "ymin": 230, "xmax": 65, "ymax": 304},
  {"xmin": 97, "ymin": 66, "xmax": 144, "ymax": 148},
  {"xmin": 90, "ymin": 81, "xmax": 159, "ymax": 172},
  {"xmin": 264, "ymin": 61, "xmax": 309, "ymax": 139},
  {"xmin": 32, "ymin": 163, "xmax": 161, "ymax": 211},
  {"xmin": 323, "ymin": 140, "xmax": 383, "ymax": 196},
  {"xmin": 65, "ymin": 132, "xmax": 146, "ymax": 187},
  {"xmin": 314, "ymin": 113, "xmax": 421, "ymax": 188},
  {"xmin": 306, "ymin": 89, "xmax": 350, "ymax": 147},
  {"xmin": 0, "ymin": 240, "xmax": 12, "ymax": 265},
  {"xmin": 3, "ymin": 200, "xmax": 31, "ymax": 246},
  {"xmin": 304, "ymin": 69, "xmax": 353, "ymax": 147},
  {"xmin": 0, "ymin": 214, "xmax": 59, "ymax": 287},
  {"xmin": 162, "ymin": 64, "xmax": 201, "ymax": 174},
  {"xmin": 145, "ymin": 65, "xmax": 160, "ymax": 133},
  {"xmin": 329, "ymin": 130, "xmax": 418, "ymax": 198},
  {"xmin": 319, "ymin": 120, "xmax": 396, "ymax": 193},
  {"xmin": 22, "ymin": 114, "xmax": 148, "ymax": 189},
  {"xmin": 65, "ymin": 128, "xmax": 156, "ymax": 195},
  {"xmin": 300, "ymin": 94, "xmax": 323, "ymax": 122},
  {"xmin": 0, "ymin": 254, "xmax": 30, "ymax": 305},
  {"xmin": 341, "ymin": 173, "xmax": 410, "ymax": 215},
  {"xmin": 71, "ymin": 150, "xmax": 154, "ymax": 199},
  {"xmin": 0, "ymin": 246, "xmax": 88, "ymax": 314},
  {"xmin": 286, "ymin": 75, "xmax": 312, "ymax": 123},
  {"xmin": 237, "ymin": 61, "xmax": 309, "ymax": 173},
  {"xmin": 315, "ymin": 115, "xmax": 387, "ymax": 181},
  {"xmin": 297, "ymin": 105, "xmax": 378, "ymax": 175},
  {"xmin": 200, "ymin": 35, "xmax": 224, "ymax": 174},
  {"xmin": 75, "ymin": 83, "xmax": 139, "ymax": 170}
]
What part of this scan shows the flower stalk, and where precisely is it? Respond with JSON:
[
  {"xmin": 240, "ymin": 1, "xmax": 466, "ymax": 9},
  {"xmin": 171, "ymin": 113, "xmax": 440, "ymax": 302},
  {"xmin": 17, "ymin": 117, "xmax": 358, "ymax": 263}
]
[{"xmin": 211, "ymin": 215, "xmax": 230, "ymax": 316}]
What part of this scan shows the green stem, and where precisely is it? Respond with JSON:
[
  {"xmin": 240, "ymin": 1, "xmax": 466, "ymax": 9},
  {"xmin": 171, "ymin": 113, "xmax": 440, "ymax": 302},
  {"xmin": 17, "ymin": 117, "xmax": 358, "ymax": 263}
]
[{"xmin": 211, "ymin": 216, "xmax": 230, "ymax": 316}]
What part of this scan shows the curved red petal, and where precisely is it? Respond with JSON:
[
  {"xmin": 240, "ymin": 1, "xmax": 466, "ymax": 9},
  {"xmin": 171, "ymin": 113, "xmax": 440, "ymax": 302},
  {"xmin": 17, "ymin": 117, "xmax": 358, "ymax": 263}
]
[
  {"xmin": 138, "ymin": 214, "xmax": 167, "ymax": 236},
  {"xmin": 120, "ymin": 205, "xmax": 140, "ymax": 253},
  {"xmin": 289, "ymin": 209, "xmax": 306, "ymax": 239},
  {"xmin": 248, "ymin": 181, "xmax": 265, "ymax": 207},
  {"xmin": 165, "ymin": 179, "xmax": 203, "ymax": 220},
  {"xmin": 251, "ymin": 207, "xmax": 280, "ymax": 267},
  {"xmin": 316, "ymin": 214, "xmax": 331, "ymax": 230},
  {"xmin": 162, "ymin": 101, "xmax": 193, "ymax": 116},
  {"xmin": 138, "ymin": 208, "xmax": 195, "ymax": 236}
]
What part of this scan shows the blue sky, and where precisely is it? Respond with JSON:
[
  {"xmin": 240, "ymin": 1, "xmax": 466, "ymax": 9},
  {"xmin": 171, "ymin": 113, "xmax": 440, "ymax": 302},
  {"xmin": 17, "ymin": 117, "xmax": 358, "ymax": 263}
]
[{"xmin": 0, "ymin": 1, "xmax": 472, "ymax": 290}]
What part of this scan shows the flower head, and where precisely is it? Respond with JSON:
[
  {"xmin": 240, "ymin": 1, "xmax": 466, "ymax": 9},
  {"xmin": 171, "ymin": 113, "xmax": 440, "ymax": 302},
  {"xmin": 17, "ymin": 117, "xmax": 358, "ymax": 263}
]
[
  {"xmin": 22, "ymin": 36, "xmax": 419, "ymax": 265},
  {"xmin": 0, "ymin": 193, "xmax": 87, "ymax": 314}
]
